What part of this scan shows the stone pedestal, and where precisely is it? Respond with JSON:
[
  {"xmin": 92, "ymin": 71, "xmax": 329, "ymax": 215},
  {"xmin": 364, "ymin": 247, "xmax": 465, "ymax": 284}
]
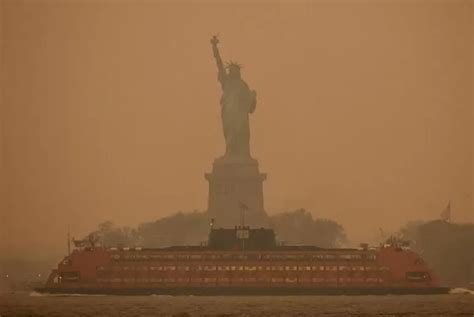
[{"xmin": 205, "ymin": 156, "xmax": 268, "ymax": 227}]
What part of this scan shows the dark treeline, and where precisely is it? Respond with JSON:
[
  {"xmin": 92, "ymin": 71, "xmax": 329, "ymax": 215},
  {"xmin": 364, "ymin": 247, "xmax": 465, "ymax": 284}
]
[
  {"xmin": 85, "ymin": 209, "xmax": 347, "ymax": 249},
  {"xmin": 399, "ymin": 220, "xmax": 474, "ymax": 287}
]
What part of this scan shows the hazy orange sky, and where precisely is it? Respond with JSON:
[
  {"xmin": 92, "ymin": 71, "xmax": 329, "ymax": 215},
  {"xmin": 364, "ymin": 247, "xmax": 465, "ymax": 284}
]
[{"xmin": 1, "ymin": 0, "xmax": 472, "ymax": 258}]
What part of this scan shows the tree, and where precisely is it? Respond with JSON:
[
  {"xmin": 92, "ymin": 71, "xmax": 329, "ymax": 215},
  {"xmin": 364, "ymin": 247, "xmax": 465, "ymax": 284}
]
[
  {"xmin": 269, "ymin": 209, "xmax": 347, "ymax": 248},
  {"xmin": 87, "ymin": 221, "xmax": 138, "ymax": 247}
]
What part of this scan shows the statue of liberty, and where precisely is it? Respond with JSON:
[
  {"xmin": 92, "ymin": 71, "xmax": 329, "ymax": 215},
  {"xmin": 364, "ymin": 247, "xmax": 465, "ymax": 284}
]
[{"xmin": 210, "ymin": 35, "xmax": 257, "ymax": 159}]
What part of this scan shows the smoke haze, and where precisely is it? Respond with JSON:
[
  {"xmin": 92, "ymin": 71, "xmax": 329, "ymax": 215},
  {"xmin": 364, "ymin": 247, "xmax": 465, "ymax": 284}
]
[{"xmin": 0, "ymin": 1, "xmax": 472, "ymax": 258}]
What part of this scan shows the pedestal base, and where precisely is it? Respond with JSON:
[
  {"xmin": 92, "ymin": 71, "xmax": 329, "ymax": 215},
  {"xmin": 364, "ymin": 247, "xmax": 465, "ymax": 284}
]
[{"xmin": 205, "ymin": 156, "xmax": 268, "ymax": 227}]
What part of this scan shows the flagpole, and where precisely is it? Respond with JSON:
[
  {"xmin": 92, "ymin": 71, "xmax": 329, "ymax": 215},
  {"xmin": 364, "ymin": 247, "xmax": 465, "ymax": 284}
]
[{"xmin": 67, "ymin": 225, "xmax": 71, "ymax": 256}]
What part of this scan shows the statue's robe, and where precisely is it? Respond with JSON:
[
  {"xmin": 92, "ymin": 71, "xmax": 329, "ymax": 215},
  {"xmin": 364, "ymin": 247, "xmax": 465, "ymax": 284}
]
[{"xmin": 218, "ymin": 71, "xmax": 256, "ymax": 158}]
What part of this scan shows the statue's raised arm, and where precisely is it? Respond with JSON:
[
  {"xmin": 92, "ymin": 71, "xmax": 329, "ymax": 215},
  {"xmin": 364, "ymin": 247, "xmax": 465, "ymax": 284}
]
[{"xmin": 210, "ymin": 35, "xmax": 225, "ymax": 77}]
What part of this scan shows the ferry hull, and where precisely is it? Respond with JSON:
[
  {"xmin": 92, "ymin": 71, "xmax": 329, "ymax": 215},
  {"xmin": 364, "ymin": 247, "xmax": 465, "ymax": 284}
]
[{"xmin": 35, "ymin": 286, "xmax": 450, "ymax": 296}]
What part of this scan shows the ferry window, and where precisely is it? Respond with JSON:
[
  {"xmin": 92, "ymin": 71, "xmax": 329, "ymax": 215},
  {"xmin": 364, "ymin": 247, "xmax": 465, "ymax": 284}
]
[
  {"xmin": 150, "ymin": 278, "xmax": 162, "ymax": 283},
  {"xmin": 312, "ymin": 254, "xmax": 325, "ymax": 260},
  {"xmin": 150, "ymin": 266, "xmax": 163, "ymax": 271},
  {"xmin": 339, "ymin": 254, "xmax": 352, "ymax": 260},
  {"xmin": 245, "ymin": 266, "xmax": 256, "ymax": 271},
  {"xmin": 218, "ymin": 278, "xmax": 230, "ymax": 283},
  {"xmin": 164, "ymin": 278, "xmax": 175, "ymax": 283},
  {"xmin": 326, "ymin": 278, "xmax": 337, "ymax": 283},
  {"xmin": 190, "ymin": 255, "xmax": 202, "ymax": 260},
  {"xmin": 177, "ymin": 278, "xmax": 189, "ymax": 283},
  {"xmin": 406, "ymin": 271, "xmax": 430, "ymax": 282},
  {"xmin": 285, "ymin": 277, "xmax": 297, "ymax": 283},
  {"xmin": 265, "ymin": 266, "xmax": 272, "ymax": 271},
  {"xmin": 190, "ymin": 278, "xmax": 202, "ymax": 283},
  {"xmin": 60, "ymin": 271, "xmax": 80, "ymax": 282},
  {"xmin": 218, "ymin": 266, "xmax": 224, "ymax": 271},
  {"xmin": 231, "ymin": 266, "xmax": 236, "ymax": 271},
  {"xmin": 298, "ymin": 266, "xmax": 311, "ymax": 271},
  {"xmin": 257, "ymin": 266, "xmax": 263, "ymax": 271},
  {"xmin": 97, "ymin": 266, "xmax": 106, "ymax": 271},
  {"xmin": 366, "ymin": 254, "xmax": 377, "ymax": 260},
  {"xmin": 245, "ymin": 277, "xmax": 257, "ymax": 283},
  {"xmin": 178, "ymin": 266, "xmax": 190, "ymax": 271},
  {"xmin": 312, "ymin": 277, "xmax": 324, "ymax": 283},
  {"xmin": 164, "ymin": 266, "xmax": 176, "ymax": 271},
  {"xmin": 237, "ymin": 266, "xmax": 244, "ymax": 271},
  {"xmin": 351, "ymin": 254, "xmax": 362, "ymax": 260},
  {"xmin": 204, "ymin": 278, "xmax": 216, "ymax": 283},
  {"xmin": 235, "ymin": 254, "xmax": 248, "ymax": 260},
  {"xmin": 366, "ymin": 277, "xmax": 378, "ymax": 283},
  {"xmin": 178, "ymin": 255, "xmax": 189, "ymax": 260},
  {"xmin": 324, "ymin": 254, "xmax": 336, "ymax": 260}
]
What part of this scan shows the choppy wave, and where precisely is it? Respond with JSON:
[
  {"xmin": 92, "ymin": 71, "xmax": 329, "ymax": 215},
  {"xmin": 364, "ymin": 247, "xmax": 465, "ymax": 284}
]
[{"xmin": 449, "ymin": 287, "xmax": 474, "ymax": 295}]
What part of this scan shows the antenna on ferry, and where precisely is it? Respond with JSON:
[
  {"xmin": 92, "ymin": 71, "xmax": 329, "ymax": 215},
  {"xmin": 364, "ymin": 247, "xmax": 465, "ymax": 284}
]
[{"xmin": 239, "ymin": 202, "xmax": 248, "ymax": 228}]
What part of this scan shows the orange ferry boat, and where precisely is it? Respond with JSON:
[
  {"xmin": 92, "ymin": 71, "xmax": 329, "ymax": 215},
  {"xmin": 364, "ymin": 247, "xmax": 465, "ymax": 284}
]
[{"xmin": 36, "ymin": 226, "xmax": 448, "ymax": 295}]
